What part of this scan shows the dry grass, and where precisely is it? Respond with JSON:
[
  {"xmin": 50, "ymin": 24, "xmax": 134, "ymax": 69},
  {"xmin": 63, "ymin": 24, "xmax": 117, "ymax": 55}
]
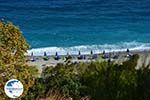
[{"xmin": 36, "ymin": 89, "xmax": 90, "ymax": 100}]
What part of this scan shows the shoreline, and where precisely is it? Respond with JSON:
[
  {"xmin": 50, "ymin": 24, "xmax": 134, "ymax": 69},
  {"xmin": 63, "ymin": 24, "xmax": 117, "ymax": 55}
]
[
  {"xmin": 26, "ymin": 41, "xmax": 150, "ymax": 56},
  {"xmin": 27, "ymin": 49, "xmax": 150, "ymax": 75},
  {"xmin": 26, "ymin": 47, "xmax": 150, "ymax": 56}
]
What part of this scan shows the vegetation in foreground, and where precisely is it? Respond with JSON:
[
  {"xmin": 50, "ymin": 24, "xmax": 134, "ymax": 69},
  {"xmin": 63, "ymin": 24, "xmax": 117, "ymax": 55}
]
[
  {"xmin": 25, "ymin": 54, "xmax": 150, "ymax": 100},
  {"xmin": 0, "ymin": 21, "xmax": 38, "ymax": 100}
]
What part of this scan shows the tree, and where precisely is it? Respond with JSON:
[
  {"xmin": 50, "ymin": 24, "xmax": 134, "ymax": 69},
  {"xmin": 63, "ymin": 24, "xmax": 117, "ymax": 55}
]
[{"xmin": 0, "ymin": 21, "xmax": 38, "ymax": 99}]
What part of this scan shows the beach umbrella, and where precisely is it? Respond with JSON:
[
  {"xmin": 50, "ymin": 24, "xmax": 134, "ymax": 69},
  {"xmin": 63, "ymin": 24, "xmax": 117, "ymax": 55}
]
[
  {"xmin": 103, "ymin": 50, "xmax": 105, "ymax": 54},
  {"xmin": 90, "ymin": 50, "xmax": 93, "ymax": 55},
  {"xmin": 44, "ymin": 52, "xmax": 47, "ymax": 56},
  {"xmin": 31, "ymin": 52, "xmax": 33, "ymax": 57},
  {"xmin": 127, "ymin": 48, "xmax": 130, "ymax": 53},
  {"xmin": 55, "ymin": 52, "xmax": 58, "ymax": 56},
  {"xmin": 30, "ymin": 52, "xmax": 35, "ymax": 61},
  {"xmin": 78, "ymin": 51, "xmax": 81, "ymax": 55}
]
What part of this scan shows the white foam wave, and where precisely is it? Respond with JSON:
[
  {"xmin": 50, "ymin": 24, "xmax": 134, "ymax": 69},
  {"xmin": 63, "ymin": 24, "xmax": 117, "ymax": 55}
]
[{"xmin": 26, "ymin": 41, "xmax": 150, "ymax": 56}]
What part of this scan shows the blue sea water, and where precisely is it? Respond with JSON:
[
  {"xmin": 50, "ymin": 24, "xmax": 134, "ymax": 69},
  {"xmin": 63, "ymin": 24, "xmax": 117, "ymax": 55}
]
[{"xmin": 0, "ymin": 0, "xmax": 150, "ymax": 55}]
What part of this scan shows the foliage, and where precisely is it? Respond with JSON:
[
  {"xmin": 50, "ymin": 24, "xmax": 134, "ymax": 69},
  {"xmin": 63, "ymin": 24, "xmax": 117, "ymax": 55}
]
[
  {"xmin": 0, "ymin": 21, "xmax": 38, "ymax": 99},
  {"xmin": 25, "ymin": 54, "xmax": 150, "ymax": 100}
]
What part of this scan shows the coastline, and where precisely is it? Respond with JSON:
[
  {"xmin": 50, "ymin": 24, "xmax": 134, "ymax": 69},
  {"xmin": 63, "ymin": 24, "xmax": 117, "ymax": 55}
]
[
  {"xmin": 26, "ymin": 42, "xmax": 150, "ymax": 56},
  {"xmin": 27, "ymin": 49, "xmax": 150, "ymax": 74}
]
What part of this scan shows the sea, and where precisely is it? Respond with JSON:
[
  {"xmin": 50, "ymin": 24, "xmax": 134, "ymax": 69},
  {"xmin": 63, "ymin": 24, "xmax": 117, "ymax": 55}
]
[{"xmin": 0, "ymin": 0, "xmax": 150, "ymax": 55}]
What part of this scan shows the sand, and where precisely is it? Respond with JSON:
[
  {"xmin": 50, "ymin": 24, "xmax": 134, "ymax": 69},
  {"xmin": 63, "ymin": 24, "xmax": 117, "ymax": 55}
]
[{"xmin": 27, "ymin": 50, "xmax": 150, "ymax": 74}]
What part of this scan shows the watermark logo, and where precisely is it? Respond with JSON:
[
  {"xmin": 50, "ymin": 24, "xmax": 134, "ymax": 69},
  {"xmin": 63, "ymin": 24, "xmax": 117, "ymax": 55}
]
[{"xmin": 4, "ymin": 79, "xmax": 23, "ymax": 98}]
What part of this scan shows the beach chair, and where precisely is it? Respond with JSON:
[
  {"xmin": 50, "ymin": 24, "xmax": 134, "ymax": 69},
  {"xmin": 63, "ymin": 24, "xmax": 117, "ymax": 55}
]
[
  {"xmin": 102, "ymin": 51, "xmax": 109, "ymax": 59},
  {"xmin": 126, "ymin": 53, "xmax": 133, "ymax": 58},
  {"xmin": 54, "ymin": 56, "xmax": 60, "ymax": 60},
  {"xmin": 77, "ymin": 55, "xmax": 84, "ymax": 60},
  {"xmin": 89, "ymin": 50, "xmax": 97, "ymax": 59},
  {"xmin": 30, "ymin": 57, "xmax": 36, "ymax": 62},
  {"xmin": 112, "ymin": 52, "xmax": 118, "ymax": 59},
  {"xmin": 92, "ymin": 54, "xmax": 97, "ymax": 59}
]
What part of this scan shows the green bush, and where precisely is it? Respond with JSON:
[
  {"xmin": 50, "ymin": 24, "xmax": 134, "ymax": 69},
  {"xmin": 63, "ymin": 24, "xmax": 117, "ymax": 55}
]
[{"xmin": 25, "ymin": 54, "xmax": 150, "ymax": 100}]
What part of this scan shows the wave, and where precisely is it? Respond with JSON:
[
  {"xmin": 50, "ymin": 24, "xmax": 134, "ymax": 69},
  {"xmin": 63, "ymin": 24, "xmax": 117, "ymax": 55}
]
[{"xmin": 26, "ymin": 41, "xmax": 150, "ymax": 56}]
